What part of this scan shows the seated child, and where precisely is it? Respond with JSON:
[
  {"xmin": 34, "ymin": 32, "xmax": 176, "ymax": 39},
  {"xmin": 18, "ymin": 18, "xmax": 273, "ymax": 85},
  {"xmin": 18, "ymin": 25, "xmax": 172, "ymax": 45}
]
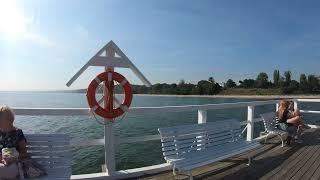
[
  {"xmin": 0, "ymin": 106, "xmax": 28, "ymax": 179},
  {"xmin": 2, "ymin": 148, "xmax": 19, "ymax": 166}
]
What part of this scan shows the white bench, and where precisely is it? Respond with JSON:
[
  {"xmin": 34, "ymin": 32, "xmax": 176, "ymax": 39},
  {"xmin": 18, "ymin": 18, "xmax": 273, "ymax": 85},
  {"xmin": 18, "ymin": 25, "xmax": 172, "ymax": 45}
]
[
  {"xmin": 260, "ymin": 112, "xmax": 288, "ymax": 147},
  {"xmin": 158, "ymin": 119, "xmax": 260, "ymax": 179},
  {"xmin": 22, "ymin": 134, "xmax": 72, "ymax": 179}
]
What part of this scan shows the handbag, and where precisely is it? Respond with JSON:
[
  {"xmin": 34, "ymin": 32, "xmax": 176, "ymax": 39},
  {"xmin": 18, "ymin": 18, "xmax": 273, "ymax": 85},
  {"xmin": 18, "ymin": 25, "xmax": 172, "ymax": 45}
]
[{"xmin": 19, "ymin": 159, "xmax": 47, "ymax": 179}]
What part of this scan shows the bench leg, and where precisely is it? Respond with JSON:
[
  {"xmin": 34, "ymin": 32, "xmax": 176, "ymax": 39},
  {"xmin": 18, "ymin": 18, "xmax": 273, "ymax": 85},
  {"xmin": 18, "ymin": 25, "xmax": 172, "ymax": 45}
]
[
  {"xmin": 188, "ymin": 171, "xmax": 193, "ymax": 180},
  {"xmin": 276, "ymin": 134, "xmax": 284, "ymax": 147},
  {"xmin": 264, "ymin": 133, "xmax": 270, "ymax": 143},
  {"xmin": 247, "ymin": 155, "xmax": 251, "ymax": 166},
  {"xmin": 172, "ymin": 168, "xmax": 193, "ymax": 180},
  {"xmin": 173, "ymin": 164, "xmax": 177, "ymax": 176}
]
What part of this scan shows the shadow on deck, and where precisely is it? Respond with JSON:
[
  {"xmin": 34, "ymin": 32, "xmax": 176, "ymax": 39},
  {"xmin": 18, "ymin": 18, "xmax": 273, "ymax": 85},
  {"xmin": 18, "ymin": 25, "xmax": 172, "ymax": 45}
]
[{"xmin": 139, "ymin": 128, "xmax": 320, "ymax": 180}]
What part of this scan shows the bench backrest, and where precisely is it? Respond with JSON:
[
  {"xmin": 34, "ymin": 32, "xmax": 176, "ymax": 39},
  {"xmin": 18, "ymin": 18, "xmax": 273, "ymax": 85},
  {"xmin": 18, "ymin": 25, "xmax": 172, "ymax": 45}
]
[
  {"xmin": 25, "ymin": 134, "xmax": 71, "ymax": 179},
  {"xmin": 260, "ymin": 112, "xmax": 277, "ymax": 132},
  {"xmin": 158, "ymin": 119, "xmax": 242, "ymax": 161}
]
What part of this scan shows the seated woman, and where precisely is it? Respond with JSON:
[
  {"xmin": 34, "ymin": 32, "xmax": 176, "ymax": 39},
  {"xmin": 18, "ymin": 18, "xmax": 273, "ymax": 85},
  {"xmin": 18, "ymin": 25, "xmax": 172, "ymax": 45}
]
[
  {"xmin": 288, "ymin": 101, "xmax": 304, "ymax": 142},
  {"xmin": 276, "ymin": 100, "xmax": 302, "ymax": 145},
  {"xmin": 0, "ymin": 106, "xmax": 28, "ymax": 179}
]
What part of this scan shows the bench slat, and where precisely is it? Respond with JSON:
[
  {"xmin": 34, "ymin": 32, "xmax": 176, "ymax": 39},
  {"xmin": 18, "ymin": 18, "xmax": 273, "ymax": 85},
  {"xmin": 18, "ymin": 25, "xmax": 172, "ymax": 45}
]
[
  {"xmin": 27, "ymin": 141, "xmax": 69, "ymax": 146},
  {"xmin": 159, "ymin": 119, "xmax": 239, "ymax": 137},
  {"xmin": 161, "ymin": 129, "xmax": 241, "ymax": 149},
  {"xmin": 27, "ymin": 146, "xmax": 68, "ymax": 151}
]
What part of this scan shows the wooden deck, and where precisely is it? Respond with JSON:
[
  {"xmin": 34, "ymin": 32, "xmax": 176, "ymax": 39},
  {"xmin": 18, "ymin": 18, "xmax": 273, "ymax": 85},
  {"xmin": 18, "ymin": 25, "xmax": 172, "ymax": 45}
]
[{"xmin": 139, "ymin": 128, "xmax": 320, "ymax": 180}]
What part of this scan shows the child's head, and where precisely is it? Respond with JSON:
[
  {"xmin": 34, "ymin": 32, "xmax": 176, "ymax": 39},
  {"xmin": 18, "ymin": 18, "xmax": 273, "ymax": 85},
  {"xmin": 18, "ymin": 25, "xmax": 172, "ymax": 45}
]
[{"xmin": 0, "ymin": 106, "xmax": 15, "ymax": 128}]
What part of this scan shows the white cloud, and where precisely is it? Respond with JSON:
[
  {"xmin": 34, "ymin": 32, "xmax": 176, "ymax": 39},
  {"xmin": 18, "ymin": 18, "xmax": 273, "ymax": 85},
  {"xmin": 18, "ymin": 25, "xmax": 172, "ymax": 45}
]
[{"xmin": 0, "ymin": 0, "xmax": 55, "ymax": 47}]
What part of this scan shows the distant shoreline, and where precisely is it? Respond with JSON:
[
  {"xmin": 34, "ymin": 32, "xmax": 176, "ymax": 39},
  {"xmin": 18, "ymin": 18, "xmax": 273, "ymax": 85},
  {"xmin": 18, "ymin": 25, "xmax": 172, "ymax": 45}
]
[{"xmin": 134, "ymin": 94, "xmax": 320, "ymax": 99}]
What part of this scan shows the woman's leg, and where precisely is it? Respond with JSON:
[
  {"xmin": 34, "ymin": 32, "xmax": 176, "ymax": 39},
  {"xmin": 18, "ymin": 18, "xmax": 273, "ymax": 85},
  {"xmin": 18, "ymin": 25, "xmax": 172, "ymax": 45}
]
[
  {"xmin": 286, "ymin": 125, "xmax": 298, "ymax": 144},
  {"xmin": 0, "ymin": 163, "xmax": 19, "ymax": 179},
  {"xmin": 279, "ymin": 123, "xmax": 296, "ymax": 145}
]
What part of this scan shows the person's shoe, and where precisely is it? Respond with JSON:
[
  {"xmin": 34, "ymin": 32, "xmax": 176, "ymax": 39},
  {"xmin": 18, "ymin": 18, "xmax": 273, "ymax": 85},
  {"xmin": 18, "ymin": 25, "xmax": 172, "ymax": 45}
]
[{"xmin": 295, "ymin": 139, "xmax": 303, "ymax": 144}]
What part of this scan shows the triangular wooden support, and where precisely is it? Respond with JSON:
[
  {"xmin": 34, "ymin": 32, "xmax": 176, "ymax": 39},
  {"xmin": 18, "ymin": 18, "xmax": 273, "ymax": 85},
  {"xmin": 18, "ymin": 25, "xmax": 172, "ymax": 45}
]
[{"xmin": 66, "ymin": 40, "xmax": 152, "ymax": 87}]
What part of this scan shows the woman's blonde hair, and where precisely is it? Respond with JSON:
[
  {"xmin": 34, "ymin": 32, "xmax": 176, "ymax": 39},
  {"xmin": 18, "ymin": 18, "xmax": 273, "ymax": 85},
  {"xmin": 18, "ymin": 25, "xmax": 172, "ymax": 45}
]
[
  {"xmin": 0, "ymin": 106, "xmax": 15, "ymax": 123},
  {"xmin": 277, "ymin": 100, "xmax": 289, "ymax": 121}
]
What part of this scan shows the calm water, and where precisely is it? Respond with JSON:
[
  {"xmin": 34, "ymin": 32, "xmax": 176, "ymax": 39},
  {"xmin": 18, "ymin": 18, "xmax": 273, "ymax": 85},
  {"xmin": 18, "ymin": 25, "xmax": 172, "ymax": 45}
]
[{"xmin": 0, "ymin": 92, "xmax": 319, "ymax": 174}]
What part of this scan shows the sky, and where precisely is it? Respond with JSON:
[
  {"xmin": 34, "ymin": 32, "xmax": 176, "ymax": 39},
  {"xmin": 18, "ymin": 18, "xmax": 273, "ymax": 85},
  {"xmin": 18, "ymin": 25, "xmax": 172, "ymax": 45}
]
[{"xmin": 1, "ymin": 0, "xmax": 320, "ymax": 91}]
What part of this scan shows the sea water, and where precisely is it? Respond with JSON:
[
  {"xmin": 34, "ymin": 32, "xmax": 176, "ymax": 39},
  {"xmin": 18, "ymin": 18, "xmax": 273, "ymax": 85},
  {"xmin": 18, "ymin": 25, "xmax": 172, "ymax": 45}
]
[{"xmin": 0, "ymin": 92, "xmax": 319, "ymax": 174}]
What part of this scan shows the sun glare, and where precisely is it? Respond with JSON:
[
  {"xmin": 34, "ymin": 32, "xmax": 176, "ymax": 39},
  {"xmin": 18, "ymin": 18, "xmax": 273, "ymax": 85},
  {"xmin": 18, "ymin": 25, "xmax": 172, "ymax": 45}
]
[{"xmin": 0, "ymin": 0, "xmax": 31, "ymax": 37}]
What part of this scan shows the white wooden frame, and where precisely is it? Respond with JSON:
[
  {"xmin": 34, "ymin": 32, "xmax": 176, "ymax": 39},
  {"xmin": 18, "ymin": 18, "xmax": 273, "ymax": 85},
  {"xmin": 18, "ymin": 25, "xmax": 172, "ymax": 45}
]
[{"xmin": 10, "ymin": 99, "xmax": 320, "ymax": 179}]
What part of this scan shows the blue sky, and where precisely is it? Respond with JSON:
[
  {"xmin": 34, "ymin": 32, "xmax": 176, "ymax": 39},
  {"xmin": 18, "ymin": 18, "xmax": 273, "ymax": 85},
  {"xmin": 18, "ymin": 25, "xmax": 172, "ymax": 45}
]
[{"xmin": 1, "ymin": 0, "xmax": 320, "ymax": 91}]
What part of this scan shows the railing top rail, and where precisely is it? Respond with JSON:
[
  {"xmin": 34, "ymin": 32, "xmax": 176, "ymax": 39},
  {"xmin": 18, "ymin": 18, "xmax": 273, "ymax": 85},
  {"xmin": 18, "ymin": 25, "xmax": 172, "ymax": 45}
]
[
  {"xmin": 297, "ymin": 99, "xmax": 320, "ymax": 102},
  {"xmin": 12, "ymin": 100, "xmax": 279, "ymax": 116}
]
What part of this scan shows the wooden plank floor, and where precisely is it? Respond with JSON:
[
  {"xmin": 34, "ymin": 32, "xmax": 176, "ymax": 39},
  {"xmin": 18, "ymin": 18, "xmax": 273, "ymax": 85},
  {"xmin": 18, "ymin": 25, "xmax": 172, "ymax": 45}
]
[{"xmin": 137, "ymin": 128, "xmax": 320, "ymax": 180}]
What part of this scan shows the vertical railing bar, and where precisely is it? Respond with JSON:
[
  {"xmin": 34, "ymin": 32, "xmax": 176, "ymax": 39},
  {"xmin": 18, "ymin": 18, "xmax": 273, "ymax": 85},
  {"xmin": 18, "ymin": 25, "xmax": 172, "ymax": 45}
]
[
  {"xmin": 198, "ymin": 109, "xmax": 207, "ymax": 124},
  {"xmin": 246, "ymin": 105, "xmax": 254, "ymax": 141}
]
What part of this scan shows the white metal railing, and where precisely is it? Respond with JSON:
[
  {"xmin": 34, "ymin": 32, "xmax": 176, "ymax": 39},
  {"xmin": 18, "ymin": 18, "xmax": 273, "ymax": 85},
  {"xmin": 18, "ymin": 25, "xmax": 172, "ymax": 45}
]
[{"xmin": 12, "ymin": 98, "xmax": 320, "ymax": 179}]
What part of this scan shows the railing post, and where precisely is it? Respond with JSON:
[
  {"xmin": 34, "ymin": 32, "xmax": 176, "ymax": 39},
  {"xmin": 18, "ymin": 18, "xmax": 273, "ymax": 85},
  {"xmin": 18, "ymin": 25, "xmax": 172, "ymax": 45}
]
[
  {"xmin": 104, "ymin": 123, "xmax": 115, "ymax": 175},
  {"xmin": 103, "ymin": 49, "xmax": 116, "ymax": 175},
  {"xmin": 246, "ymin": 106, "xmax": 254, "ymax": 141},
  {"xmin": 294, "ymin": 100, "xmax": 298, "ymax": 110},
  {"xmin": 198, "ymin": 109, "xmax": 207, "ymax": 124}
]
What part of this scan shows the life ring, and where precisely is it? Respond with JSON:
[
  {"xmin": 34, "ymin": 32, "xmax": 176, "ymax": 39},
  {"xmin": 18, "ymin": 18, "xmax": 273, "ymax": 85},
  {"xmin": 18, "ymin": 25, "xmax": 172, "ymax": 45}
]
[{"xmin": 86, "ymin": 71, "xmax": 133, "ymax": 119}]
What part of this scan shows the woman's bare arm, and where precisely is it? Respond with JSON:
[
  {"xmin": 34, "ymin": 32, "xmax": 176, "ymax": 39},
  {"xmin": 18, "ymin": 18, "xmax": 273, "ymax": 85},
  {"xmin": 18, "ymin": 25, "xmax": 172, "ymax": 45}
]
[{"xmin": 287, "ymin": 116, "xmax": 301, "ymax": 124}]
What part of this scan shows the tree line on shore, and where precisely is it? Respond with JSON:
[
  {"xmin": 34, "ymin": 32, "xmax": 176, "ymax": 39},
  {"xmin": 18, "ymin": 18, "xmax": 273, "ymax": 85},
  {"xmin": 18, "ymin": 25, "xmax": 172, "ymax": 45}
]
[
  {"xmin": 66, "ymin": 70, "xmax": 319, "ymax": 95},
  {"xmin": 129, "ymin": 70, "xmax": 320, "ymax": 95}
]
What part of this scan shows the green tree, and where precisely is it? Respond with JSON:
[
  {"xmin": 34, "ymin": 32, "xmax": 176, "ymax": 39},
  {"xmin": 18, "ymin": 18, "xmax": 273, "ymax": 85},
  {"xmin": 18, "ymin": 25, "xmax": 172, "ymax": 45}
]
[
  {"xmin": 197, "ymin": 80, "xmax": 211, "ymax": 95},
  {"xmin": 299, "ymin": 74, "xmax": 308, "ymax": 92},
  {"xmin": 238, "ymin": 79, "xmax": 255, "ymax": 88},
  {"xmin": 284, "ymin": 71, "xmax": 292, "ymax": 86},
  {"xmin": 255, "ymin": 72, "xmax": 269, "ymax": 88},
  {"xmin": 281, "ymin": 80, "xmax": 299, "ymax": 94},
  {"xmin": 273, "ymin": 70, "xmax": 280, "ymax": 87},
  {"xmin": 225, "ymin": 79, "xmax": 237, "ymax": 88},
  {"xmin": 308, "ymin": 75, "xmax": 320, "ymax": 93},
  {"xmin": 208, "ymin": 77, "xmax": 214, "ymax": 83}
]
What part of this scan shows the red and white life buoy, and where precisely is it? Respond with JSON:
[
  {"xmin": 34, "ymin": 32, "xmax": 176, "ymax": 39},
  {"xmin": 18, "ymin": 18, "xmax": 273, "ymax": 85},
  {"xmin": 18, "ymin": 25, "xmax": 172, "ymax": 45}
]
[{"xmin": 86, "ymin": 71, "xmax": 133, "ymax": 119}]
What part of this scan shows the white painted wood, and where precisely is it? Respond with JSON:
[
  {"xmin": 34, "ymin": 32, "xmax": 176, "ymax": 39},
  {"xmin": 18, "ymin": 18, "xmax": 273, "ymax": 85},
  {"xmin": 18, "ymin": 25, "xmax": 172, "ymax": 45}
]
[
  {"xmin": 300, "ymin": 110, "xmax": 320, "ymax": 114},
  {"xmin": 12, "ymin": 100, "xmax": 279, "ymax": 116},
  {"xmin": 130, "ymin": 100, "xmax": 279, "ymax": 114},
  {"xmin": 66, "ymin": 40, "xmax": 110, "ymax": 87},
  {"xmin": 71, "ymin": 138, "xmax": 105, "ymax": 146},
  {"xmin": 246, "ymin": 106, "xmax": 254, "ymax": 141},
  {"xmin": 198, "ymin": 109, "xmax": 207, "ymax": 124},
  {"xmin": 66, "ymin": 40, "xmax": 152, "ymax": 87},
  {"xmin": 91, "ymin": 56, "xmax": 130, "ymax": 68},
  {"xmin": 260, "ymin": 112, "xmax": 287, "ymax": 147},
  {"xmin": 108, "ymin": 41, "xmax": 152, "ymax": 87},
  {"xmin": 305, "ymin": 124, "xmax": 320, "ymax": 128},
  {"xmin": 297, "ymin": 99, "xmax": 320, "ymax": 102},
  {"xmin": 25, "ymin": 134, "xmax": 71, "ymax": 179},
  {"xmin": 101, "ymin": 63, "xmax": 116, "ymax": 175},
  {"xmin": 71, "ymin": 163, "xmax": 172, "ymax": 180},
  {"xmin": 293, "ymin": 100, "xmax": 298, "ymax": 110},
  {"xmin": 158, "ymin": 119, "xmax": 259, "ymax": 176},
  {"xmin": 104, "ymin": 122, "xmax": 115, "ymax": 175}
]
